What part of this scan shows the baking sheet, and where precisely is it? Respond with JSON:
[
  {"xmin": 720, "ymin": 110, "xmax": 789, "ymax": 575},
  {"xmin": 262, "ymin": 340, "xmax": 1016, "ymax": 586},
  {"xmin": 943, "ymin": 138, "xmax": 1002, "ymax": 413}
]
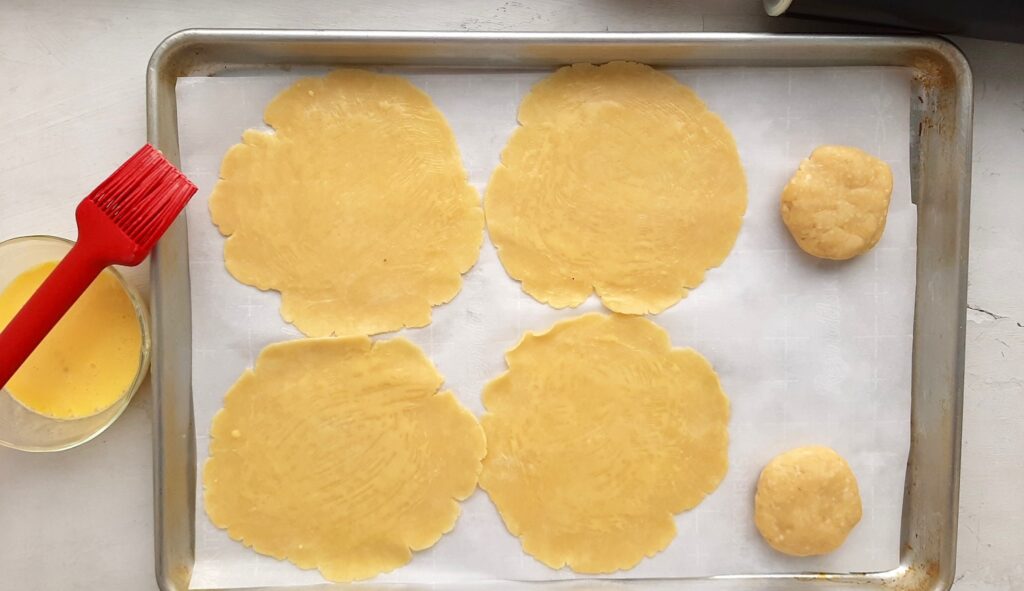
[{"xmin": 176, "ymin": 65, "xmax": 915, "ymax": 588}]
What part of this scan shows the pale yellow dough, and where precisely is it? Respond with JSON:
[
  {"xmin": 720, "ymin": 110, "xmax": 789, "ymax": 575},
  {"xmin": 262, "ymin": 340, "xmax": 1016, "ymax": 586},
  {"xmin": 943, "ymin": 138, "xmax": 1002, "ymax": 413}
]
[
  {"xmin": 485, "ymin": 61, "xmax": 747, "ymax": 314},
  {"xmin": 479, "ymin": 313, "xmax": 730, "ymax": 573},
  {"xmin": 203, "ymin": 337, "xmax": 486, "ymax": 582},
  {"xmin": 209, "ymin": 69, "xmax": 483, "ymax": 337},
  {"xmin": 781, "ymin": 145, "xmax": 894, "ymax": 260},
  {"xmin": 754, "ymin": 446, "xmax": 863, "ymax": 557}
]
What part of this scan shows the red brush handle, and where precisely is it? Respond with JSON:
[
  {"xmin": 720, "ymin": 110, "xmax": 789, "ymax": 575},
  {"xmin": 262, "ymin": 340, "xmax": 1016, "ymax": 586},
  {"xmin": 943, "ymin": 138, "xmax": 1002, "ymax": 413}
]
[{"xmin": 0, "ymin": 241, "xmax": 107, "ymax": 390}]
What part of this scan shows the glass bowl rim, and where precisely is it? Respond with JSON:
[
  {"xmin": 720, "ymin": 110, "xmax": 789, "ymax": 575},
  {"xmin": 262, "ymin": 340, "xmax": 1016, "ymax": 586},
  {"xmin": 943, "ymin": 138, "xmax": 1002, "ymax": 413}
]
[{"xmin": 0, "ymin": 234, "xmax": 152, "ymax": 452}]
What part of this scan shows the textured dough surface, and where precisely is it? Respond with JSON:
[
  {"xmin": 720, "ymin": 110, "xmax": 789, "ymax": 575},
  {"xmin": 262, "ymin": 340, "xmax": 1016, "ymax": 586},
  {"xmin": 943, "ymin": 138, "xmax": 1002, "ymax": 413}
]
[
  {"xmin": 203, "ymin": 337, "xmax": 486, "ymax": 582},
  {"xmin": 479, "ymin": 313, "xmax": 730, "ymax": 573},
  {"xmin": 754, "ymin": 446, "xmax": 862, "ymax": 557},
  {"xmin": 209, "ymin": 69, "xmax": 483, "ymax": 337},
  {"xmin": 781, "ymin": 145, "xmax": 894, "ymax": 260},
  {"xmin": 485, "ymin": 61, "xmax": 747, "ymax": 314}
]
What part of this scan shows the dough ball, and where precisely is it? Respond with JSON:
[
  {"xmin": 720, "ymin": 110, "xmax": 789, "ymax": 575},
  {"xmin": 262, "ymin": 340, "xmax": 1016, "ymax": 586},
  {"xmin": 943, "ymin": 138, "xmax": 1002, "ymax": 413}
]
[
  {"xmin": 480, "ymin": 313, "xmax": 730, "ymax": 573},
  {"xmin": 780, "ymin": 145, "xmax": 894, "ymax": 260},
  {"xmin": 485, "ymin": 61, "xmax": 747, "ymax": 315},
  {"xmin": 209, "ymin": 69, "xmax": 483, "ymax": 337},
  {"xmin": 203, "ymin": 337, "xmax": 485, "ymax": 582},
  {"xmin": 754, "ymin": 445, "xmax": 862, "ymax": 557}
]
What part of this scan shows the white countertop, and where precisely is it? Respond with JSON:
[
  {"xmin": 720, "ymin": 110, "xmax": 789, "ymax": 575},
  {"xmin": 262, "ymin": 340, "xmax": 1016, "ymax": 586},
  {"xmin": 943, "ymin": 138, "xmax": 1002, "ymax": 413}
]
[{"xmin": 0, "ymin": 1, "xmax": 1021, "ymax": 589}]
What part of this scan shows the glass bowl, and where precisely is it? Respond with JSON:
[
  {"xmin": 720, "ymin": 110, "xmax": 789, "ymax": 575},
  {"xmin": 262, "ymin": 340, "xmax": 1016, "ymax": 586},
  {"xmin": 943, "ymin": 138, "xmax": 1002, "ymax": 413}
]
[{"xmin": 0, "ymin": 235, "xmax": 151, "ymax": 452}]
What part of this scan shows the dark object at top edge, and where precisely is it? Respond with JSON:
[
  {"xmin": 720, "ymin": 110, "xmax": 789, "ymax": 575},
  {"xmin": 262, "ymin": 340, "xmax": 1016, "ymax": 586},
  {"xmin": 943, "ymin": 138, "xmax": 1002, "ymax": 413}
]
[{"xmin": 767, "ymin": 0, "xmax": 1024, "ymax": 43}]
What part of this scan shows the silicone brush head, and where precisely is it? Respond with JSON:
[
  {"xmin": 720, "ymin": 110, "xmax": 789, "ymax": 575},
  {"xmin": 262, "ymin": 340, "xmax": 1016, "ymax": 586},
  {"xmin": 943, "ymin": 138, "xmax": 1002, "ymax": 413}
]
[{"xmin": 81, "ymin": 144, "xmax": 197, "ymax": 264}]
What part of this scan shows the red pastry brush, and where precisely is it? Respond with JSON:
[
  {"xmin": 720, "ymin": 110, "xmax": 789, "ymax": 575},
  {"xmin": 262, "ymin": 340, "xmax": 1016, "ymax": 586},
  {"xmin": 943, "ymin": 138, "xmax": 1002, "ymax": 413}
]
[{"xmin": 0, "ymin": 144, "xmax": 197, "ymax": 390}]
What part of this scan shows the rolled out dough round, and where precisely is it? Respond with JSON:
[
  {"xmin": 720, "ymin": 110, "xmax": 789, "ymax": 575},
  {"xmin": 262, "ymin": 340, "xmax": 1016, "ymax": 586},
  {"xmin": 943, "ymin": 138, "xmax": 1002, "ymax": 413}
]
[
  {"xmin": 754, "ymin": 445, "xmax": 863, "ymax": 557},
  {"xmin": 479, "ymin": 313, "xmax": 730, "ymax": 573},
  {"xmin": 209, "ymin": 69, "xmax": 483, "ymax": 337},
  {"xmin": 203, "ymin": 336, "xmax": 486, "ymax": 582},
  {"xmin": 780, "ymin": 145, "xmax": 894, "ymax": 260},
  {"xmin": 484, "ymin": 61, "xmax": 747, "ymax": 315}
]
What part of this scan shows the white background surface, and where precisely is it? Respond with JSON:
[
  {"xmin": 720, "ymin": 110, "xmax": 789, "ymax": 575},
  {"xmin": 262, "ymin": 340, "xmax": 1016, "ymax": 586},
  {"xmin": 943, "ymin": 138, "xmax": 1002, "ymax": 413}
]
[
  {"xmin": 177, "ymin": 68, "xmax": 913, "ymax": 587},
  {"xmin": 0, "ymin": 1, "xmax": 1020, "ymax": 590}
]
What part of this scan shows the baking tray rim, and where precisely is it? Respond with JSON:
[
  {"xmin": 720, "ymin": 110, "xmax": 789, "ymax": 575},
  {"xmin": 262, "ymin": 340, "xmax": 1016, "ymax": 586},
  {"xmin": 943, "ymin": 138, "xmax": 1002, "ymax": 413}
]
[{"xmin": 146, "ymin": 28, "xmax": 972, "ymax": 591}]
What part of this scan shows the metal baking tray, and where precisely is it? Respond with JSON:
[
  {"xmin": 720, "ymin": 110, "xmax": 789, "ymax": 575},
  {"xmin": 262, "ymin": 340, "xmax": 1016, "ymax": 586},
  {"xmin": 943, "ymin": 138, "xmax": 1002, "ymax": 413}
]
[{"xmin": 147, "ymin": 29, "xmax": 971, "ymax": 591}]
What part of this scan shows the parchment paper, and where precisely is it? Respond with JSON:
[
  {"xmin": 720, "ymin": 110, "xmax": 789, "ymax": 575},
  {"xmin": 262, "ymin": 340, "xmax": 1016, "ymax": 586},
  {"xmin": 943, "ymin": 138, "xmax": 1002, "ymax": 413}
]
[{"xmin": 177, "ymin": 66, "xmax": 915, "ymax": 588}]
